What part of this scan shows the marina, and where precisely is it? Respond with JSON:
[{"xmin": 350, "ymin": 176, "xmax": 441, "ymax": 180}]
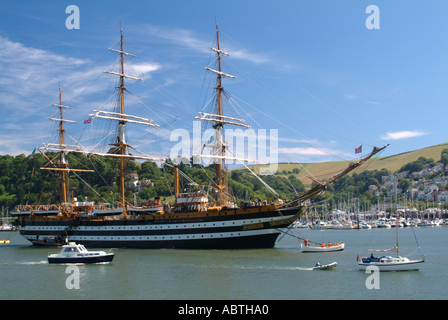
[{"xmin": 0, "ymin": 225, "xmax": 447, "ymax": 300}]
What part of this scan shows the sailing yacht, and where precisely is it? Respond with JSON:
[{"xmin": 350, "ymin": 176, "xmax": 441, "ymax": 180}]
[
  {"xmin": 13, "ymin": 25, "xmax": 387, "ymax": 249},
  {"xmin": 358, "ymin": 177, "xmax": 425, "ymax": 271}
]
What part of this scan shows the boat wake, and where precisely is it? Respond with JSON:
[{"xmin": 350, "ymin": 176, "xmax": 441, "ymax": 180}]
[{"xmin": 0, "ymin": 260, "xmax": 48, "ymax": 265}]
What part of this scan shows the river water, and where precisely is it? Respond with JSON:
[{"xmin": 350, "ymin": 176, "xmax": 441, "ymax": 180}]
[{"xmin": 0, "ymin": 226, "xmax": 446, "ymax": 301}]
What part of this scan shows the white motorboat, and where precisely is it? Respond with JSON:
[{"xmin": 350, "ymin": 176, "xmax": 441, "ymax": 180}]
[
  {"xmin": 332, "ymin": 222, "xmax": 353, "ymax": 230},
  {"xmin": 48, "ymin": 242, "xmax": 114, "ymax": 264},
  {"xmin": 311, "ymin": 221, "xmax": 327, "ymax": 229},
  {"xmin": 313, "ymin": 262, "xmax": 337, "ymax": 270},
  {"xmin": 301, "ymin": 243, "xmax": 345, "ymax": 253}
]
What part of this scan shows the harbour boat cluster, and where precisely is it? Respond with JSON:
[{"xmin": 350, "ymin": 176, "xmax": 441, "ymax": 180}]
[{"xmin": 293, "ymin": 216, "xmax": 448, "ymax": 230}]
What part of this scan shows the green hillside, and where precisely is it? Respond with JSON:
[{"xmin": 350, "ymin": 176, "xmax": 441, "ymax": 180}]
[{"xmin": 237, "ymin": 142, "xmax": 448, "ymax": 186}]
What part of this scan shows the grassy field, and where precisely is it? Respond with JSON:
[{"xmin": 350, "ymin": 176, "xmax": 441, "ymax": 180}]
[{"xmin": 233, "ymin": 142, "xmax": 448, "ymax": 186}]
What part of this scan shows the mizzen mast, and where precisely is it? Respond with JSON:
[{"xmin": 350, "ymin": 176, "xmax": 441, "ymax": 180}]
[{"xmin": 195, "ymin": 23, "xmax": 253, "ymax": 206}]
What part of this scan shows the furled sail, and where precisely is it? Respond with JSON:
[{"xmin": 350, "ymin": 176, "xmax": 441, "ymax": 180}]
[{"xmin": 368, "ymin": 244, "xmax": 398, "ymax": 252}]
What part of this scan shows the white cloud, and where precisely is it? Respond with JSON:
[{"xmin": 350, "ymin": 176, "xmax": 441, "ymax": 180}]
[
  {"xmin": 0, "ymin": 35, "xmax": 95, "ymax": 155},
  {"xmin": 0, "ymin": 35, "xmax": 90, "ymax": 115},
  {"xmin": 344, "ymin": 94, "xmax": 357, "ymax": 100},
  {"xmin": 278, "ymin": 147, "xmax": 328, "ymax": 155},
  {"xmin": 136, "ymin": 23, "xmax": 272, "ymax": 65},
  {"xmin": 381, "ymin": 130, "xmax": 428, "ymax": 140},
  {"xmin": 127, "ymin": 61, "xmax": 161, "ymax": 78}
]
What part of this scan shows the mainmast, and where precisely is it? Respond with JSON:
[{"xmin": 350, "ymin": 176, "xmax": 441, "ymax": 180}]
[
  {"xmin": 214, "ymin": 23, "xmax": 225, "ymax": 206},
  {"xmin": 57, "ymin": 86, "xmax": 69, "ymax": 205},
  {"xmin": 90, "ymin": 27, "xmax": 162, "ymax": 215},
  {"xmin": 118, "ymin": 27, "xmax": 127, "ymax": 214}
]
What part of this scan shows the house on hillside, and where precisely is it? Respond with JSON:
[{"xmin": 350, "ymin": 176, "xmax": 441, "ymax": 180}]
[
  {"xmin": 137, "ymin": 180, "xmax": 154, "ymax": 191},
  {"xmin": 434, "ymin": 163, "xmax": 444, "ymax": 173},
  {"xmin": 396, "ymin": 171, "xmax": 409, "ymax": 179},
  {"xmin": 437, "ymin": 191, "xmax": 448, "ymax": 204},
  {"xmin": 424, "ymin": 182, "xmax": 438, "ymax": 194},
  {"xmin": 409, "ymin": 188, "xmax": 420, "ymax": 200},
  {"xmin": 368, "ymin": 185, "xmax": 380, "ymax": 196},
  {"xmin": 125, "ymin": 173, "xmax": 139, "ymax": 190},
  {"xmin": 426, "ymin": 190, "xmax": 439, "ymax": 202}
]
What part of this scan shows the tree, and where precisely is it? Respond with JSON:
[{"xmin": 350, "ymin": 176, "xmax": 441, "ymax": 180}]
[
  {"xmin": 398, "ymin": 178, "xmax": 411, "ymax": 193},
  {"xmin": 441, "ymin": 154, "xmax": 448, "ymax": 167}
]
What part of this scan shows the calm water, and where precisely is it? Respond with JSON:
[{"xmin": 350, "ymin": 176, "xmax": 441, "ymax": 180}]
[{"xmin": 1, "ymin": 226, "xmax": 447, "ymax": 300}]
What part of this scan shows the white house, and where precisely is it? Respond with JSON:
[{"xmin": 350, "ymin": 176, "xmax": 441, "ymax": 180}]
[{"xmin": 437, "ymin": 191, "xmax": 448, "ymax": 204}]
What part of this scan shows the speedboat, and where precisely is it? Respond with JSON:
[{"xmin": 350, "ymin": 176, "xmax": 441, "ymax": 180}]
[
  {"xmin": 313, "ymin": 262, "xmax": 337, "ymax": 270},
  {"xmin": 47, "ymin": 242, "xmax": 114, "ymax": 264}
]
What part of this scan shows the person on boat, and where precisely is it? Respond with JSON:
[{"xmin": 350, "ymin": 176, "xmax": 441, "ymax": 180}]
[
  {"xmin": 304, "ymin": 238, "xmax": 308, "ymax": 246},
  {"xmin": 321, "ymin": 243, "xmax": 325, "ymax": 248},
  {"xmin": 328, "ymin": 242, "xmax": 332, "ymax": 247}
]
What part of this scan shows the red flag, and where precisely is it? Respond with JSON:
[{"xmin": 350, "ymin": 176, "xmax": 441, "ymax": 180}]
[
  {"xmin": 30, "ymin": 148, "xmax": 36, "ymax": 162},
  {"xmin": 355, "ymin": 145, "xmax": 362, "ymax": 154}
]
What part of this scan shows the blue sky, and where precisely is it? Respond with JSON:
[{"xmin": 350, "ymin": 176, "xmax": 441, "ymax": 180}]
[{"xmin": 0, "ymin": 0, "xmax": 447, "ymax": 166}]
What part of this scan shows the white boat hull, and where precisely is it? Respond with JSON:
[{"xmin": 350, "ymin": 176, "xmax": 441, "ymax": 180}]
[
  {"xmin": 358, "ymin": 256, "xmax": 424, "ymax": 271},
  {"xmin": 301, "ymin": 243, "xmax": 345, "ymax": 253}
]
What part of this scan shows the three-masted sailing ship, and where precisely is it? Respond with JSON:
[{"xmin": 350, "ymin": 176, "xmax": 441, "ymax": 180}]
[{"xmin": 12, "ymin": 25, "xmax": 387, "ymax": 249}]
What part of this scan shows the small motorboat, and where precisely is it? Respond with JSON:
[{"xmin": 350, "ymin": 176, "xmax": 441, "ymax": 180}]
[
  {"xmin": 47, "ymin": 242, "xmax": 114, "ymax": 264},
  {"xmin": 301, "ymin": 243, "xmax": 345, "ymax": 253},
  {"xmin": 313, "ymin": 262, "xmax": 337, "ymax": 270}
]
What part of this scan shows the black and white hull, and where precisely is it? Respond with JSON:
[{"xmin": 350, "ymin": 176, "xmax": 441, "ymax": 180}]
[{"xmin": 18, "ymin": 206, "xmax": 303, "ymax": 249}]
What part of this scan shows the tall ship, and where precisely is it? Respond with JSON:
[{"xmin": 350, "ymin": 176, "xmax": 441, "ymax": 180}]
[{"xmin": 12, "ymin": 25, "xmax": 387, "ymax": 249}]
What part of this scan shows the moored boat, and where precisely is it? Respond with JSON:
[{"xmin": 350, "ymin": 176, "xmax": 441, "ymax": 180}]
[
  {"xmin": 358, "ymin": 176, "xmax": 425, "ymax": 271},
  {"xmin": 301, "ymin": 242, "xmax": 345, "ymax": 253},
  {"xmin": 357, "ymin": 254, "xmax": 424, "ymax": 272}
]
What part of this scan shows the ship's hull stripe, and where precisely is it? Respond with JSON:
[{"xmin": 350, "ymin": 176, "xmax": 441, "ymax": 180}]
[
  {"xmin": 23, "ymin": 229, "xmax": 281, "ymax": 249},
  {"xmin": 18, "ymin": 207, "xmax": 302, "ymax": 249}
]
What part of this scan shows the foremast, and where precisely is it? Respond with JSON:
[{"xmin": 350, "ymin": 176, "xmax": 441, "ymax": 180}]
[{"xmin": 41, "ymin": 86, "xmax": 93, "ymax": 214}]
